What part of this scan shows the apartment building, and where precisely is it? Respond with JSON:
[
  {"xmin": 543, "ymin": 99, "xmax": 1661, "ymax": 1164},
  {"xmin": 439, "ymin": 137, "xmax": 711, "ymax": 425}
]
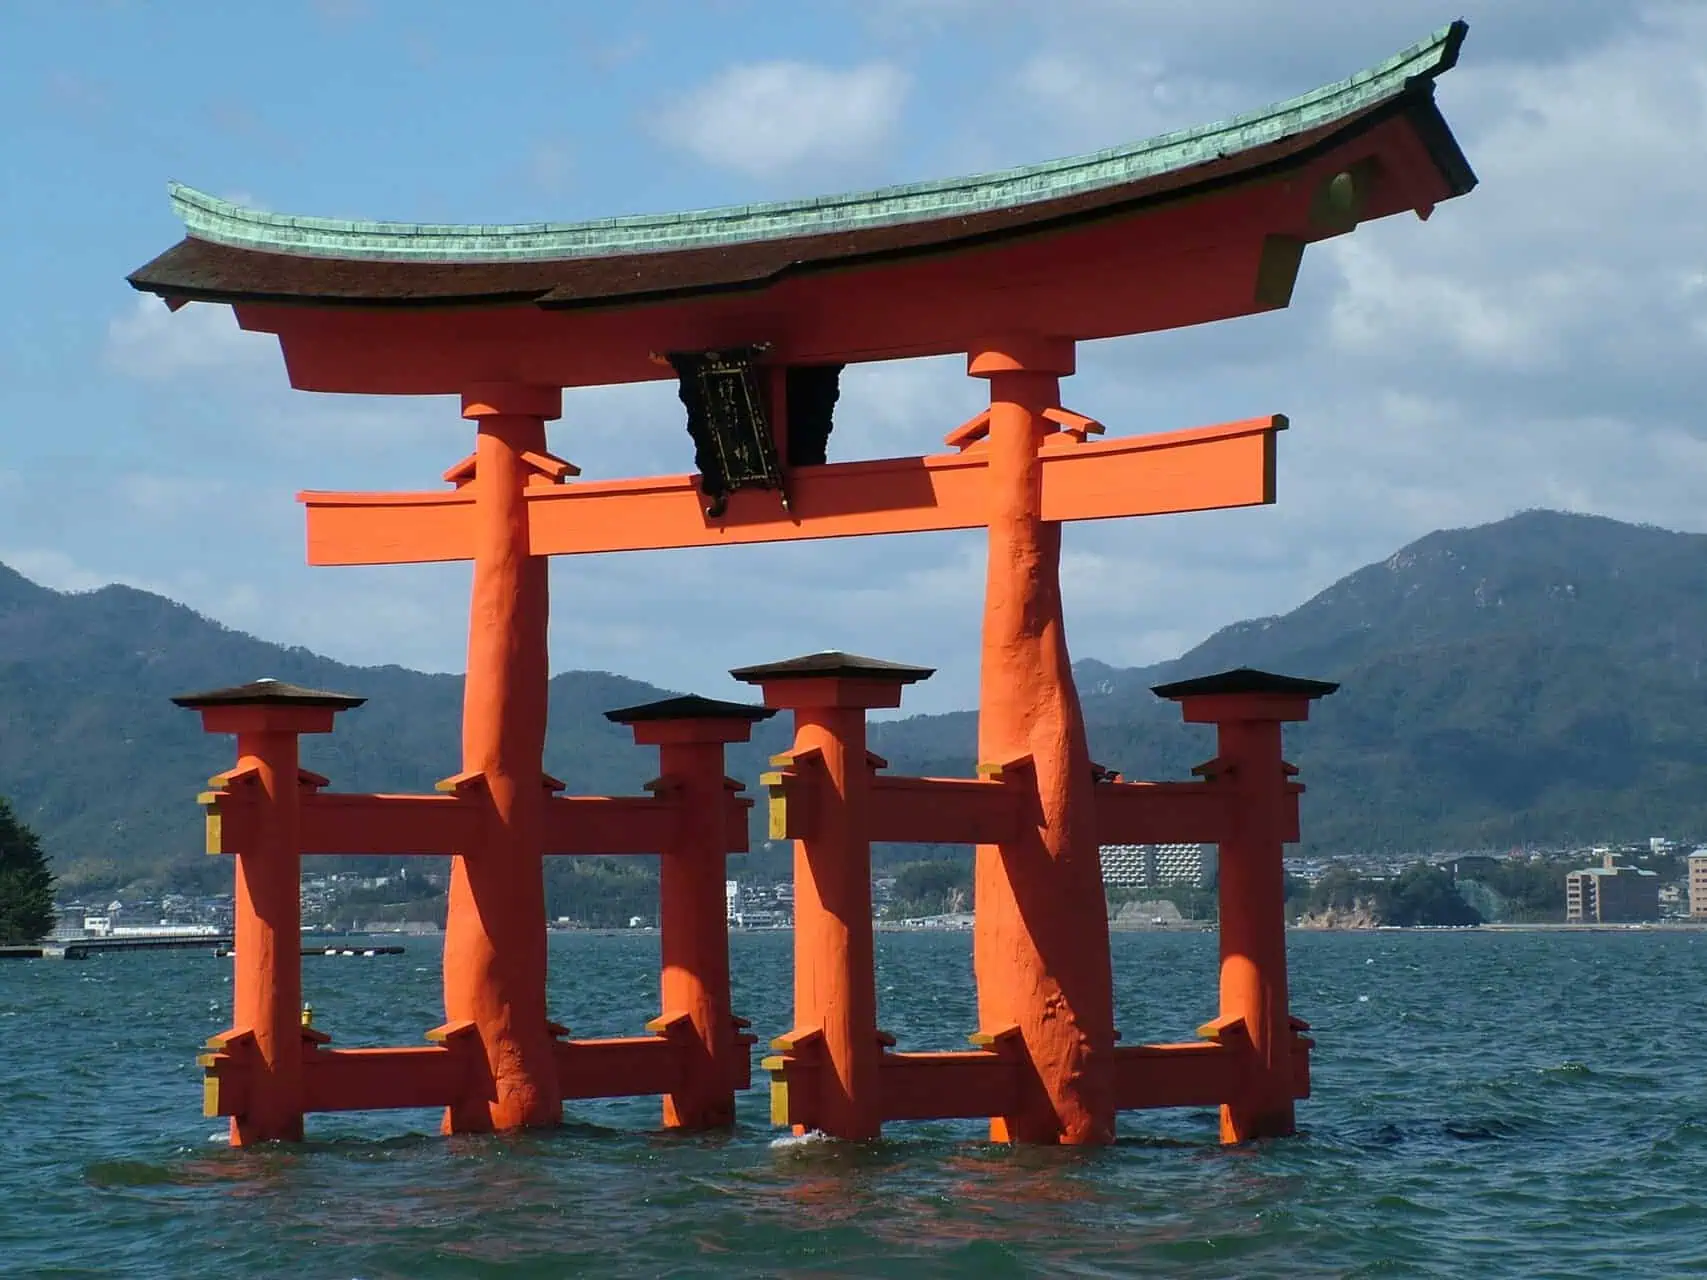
[
  {"xmin": 1565, "ymin": 850, "xmax": 1660, "ymax": 923},
  {"xmin": 1688, "ymin": 849, "xmax": 1707, "ymax": 920},
  {"xmin": 1099, "ymin": 843, "xmax": 1218, "ymax": 891}
]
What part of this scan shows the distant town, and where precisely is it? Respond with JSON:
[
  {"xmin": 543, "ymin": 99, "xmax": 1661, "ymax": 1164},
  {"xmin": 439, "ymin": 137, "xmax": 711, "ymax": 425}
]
[{"xmin": 46, "ymin": 838, "xmax": 1707, "ymax": 939}]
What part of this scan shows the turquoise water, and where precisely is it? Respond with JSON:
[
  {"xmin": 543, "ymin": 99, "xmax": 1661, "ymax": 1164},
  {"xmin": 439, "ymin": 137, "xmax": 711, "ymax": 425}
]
[{"xmin": 3, "ymin": 930, "xmax": 1705, "ymax": 1277}]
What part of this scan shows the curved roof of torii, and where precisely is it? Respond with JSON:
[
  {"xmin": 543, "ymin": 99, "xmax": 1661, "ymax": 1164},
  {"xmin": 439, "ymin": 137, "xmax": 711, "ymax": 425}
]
[{"xmin": 128, "ymin": 23, "xmax": 1473, "ymax": 314}]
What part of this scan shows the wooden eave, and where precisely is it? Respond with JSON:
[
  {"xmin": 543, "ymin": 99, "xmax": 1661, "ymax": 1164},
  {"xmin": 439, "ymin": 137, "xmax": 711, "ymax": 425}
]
[{"xmin": 126, "ymin": 44, "xmax": 1473, "ymax": 315}]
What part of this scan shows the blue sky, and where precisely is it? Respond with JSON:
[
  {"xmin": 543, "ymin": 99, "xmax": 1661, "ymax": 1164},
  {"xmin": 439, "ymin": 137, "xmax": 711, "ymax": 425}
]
[{"xmin": 2, "ymin": 1, "xmax": 1703, "ymax": 713}]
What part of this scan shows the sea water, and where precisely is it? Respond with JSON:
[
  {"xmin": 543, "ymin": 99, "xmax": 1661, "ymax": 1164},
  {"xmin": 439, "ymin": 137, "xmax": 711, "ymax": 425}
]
[{"xmin": 2, "ymin": 930, "xmax": 1704, "ymax": 1277}]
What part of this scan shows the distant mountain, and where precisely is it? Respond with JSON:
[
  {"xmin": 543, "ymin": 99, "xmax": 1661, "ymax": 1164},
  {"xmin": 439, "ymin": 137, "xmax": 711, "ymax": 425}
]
[
  {"xmin": 5, "ymin": 509, "xmax": 1707, "ymax": 892},
  {"xmin": 880, "ymin": 510, "xmax": 1707, "ymax": 853},
  {"xmin": 0, "ymin": 562, "xmax": 773, "ymax": 891}
]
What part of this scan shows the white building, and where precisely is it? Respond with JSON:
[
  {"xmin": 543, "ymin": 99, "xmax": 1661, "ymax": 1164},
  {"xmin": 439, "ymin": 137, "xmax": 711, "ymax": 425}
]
[{"xmin": 1099, "ymin": 843, "xmax": 1218, "ymax": 890}]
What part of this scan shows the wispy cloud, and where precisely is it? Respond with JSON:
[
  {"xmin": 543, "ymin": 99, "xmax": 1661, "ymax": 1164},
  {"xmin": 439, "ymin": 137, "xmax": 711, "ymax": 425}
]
[
  {"xmin": 650, "ymin": 61, "xmax": 910, "ymax": 180},
  {"xmin": 105, "ymin": 297, "xmax": 281, "ymax": 382}
]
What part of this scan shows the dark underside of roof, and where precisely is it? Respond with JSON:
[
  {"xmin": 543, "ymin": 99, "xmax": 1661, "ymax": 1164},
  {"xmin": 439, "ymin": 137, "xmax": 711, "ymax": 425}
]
[{"xmin": 128, "ymin": 86, "xmax": 1473, "ymax": 312}]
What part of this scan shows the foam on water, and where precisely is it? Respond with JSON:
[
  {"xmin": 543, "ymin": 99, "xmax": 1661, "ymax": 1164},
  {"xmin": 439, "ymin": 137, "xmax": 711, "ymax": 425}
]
[{"xmin": 768, "ymin": 1128, "xmax": 834, "ymax": 1149}]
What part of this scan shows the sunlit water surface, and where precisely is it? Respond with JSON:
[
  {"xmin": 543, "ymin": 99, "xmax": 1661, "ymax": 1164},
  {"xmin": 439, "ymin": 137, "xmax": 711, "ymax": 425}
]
[{"xmin": 3, "ymin": 930, "xmax": 1705, "ymax": 1277}]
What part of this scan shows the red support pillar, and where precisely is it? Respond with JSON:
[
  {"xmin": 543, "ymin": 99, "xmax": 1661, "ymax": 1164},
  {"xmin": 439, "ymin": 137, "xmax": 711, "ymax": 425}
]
[
  {"xmin": 173, "ymin": 678, "xmax": 364, "ymax": 1145},
  {"xmin": 1155, "ymin": 669, "xmax": 1337, "ymax": 1143},
  {"xmin": 444, "ymin": 382, "xmax": 564, "ymax": 1132},
  {"xmin": 968, "ymin": 334, "xmax": 1115, "ymax": 1145},
  {"xmin": 604, "ymin": 694, "xmax": 774, "ymax": 1128},
  {"xmin": 733, "ymin": 651, "xmax": 933, "ymax": 1140}
]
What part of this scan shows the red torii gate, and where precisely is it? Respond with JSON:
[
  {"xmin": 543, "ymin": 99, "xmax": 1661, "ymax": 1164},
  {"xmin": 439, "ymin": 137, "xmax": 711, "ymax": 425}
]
[{"xmin": 135, "ymin": 23, "xmax": 1474, "ymax": 1145}]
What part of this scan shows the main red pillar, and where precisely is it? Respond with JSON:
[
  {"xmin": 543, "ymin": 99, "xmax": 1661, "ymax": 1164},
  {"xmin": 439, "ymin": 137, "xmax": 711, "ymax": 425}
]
[
  {"xmin": 173, "ymin": 679, "xmax": 364, "ymax": 1145},
  {"xmin": 443, "ymin": 382, "xmax": 563, "ymax": 1132},
  {"xmin": 968, "ymin": 335, "xmax": 1115, "ymax": 1144},
  {"xmin": 605, "ymin": 694, "xmax": 775, "ymax": 1128},
  {"xmin": 734, "ymin": 652, "xmax": 932, "ymax": 1140},
  {"xmin": 1156, "ymin": 670, "xmax": 1336, "ymax": 1142}
]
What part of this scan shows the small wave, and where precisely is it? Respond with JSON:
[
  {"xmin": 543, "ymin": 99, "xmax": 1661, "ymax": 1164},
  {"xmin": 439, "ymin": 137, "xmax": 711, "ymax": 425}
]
[
  {"xmin": 85, "ymin": 1159, "xmax": 178, "ymax": 1187},
  {"xmin": 769, "ymin": 1129, "xmax": 834, "ymax": 1149}
]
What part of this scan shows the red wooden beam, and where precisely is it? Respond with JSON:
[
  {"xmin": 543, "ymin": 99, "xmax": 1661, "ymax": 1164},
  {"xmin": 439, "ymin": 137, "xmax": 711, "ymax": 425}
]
[
  {"xmin": 299, "ymin": 416, "xmax": 1282, "ymax": 567},
  {"xmin": 302, "ymin": 1045, "xmax": 473, "ymax": 1113},
  {"xmin": 1093, "ymin": 781, "xmax": 1233, "ymax": 847},
  {"xmin": 299, "ymin": 793, "xmax": 480, "ymax": 855},
  {"xmin": 879, "ymin": 1049, "xmax": 1020, "ymax": 1122},
  {"xmin": 1108, "ymin": 1036, "xmax": 1313, "ymax": 1112},
  {"xmin": 543, "ymin": 795, "xmax": 675, "ymax": 855},
  {"xmin": 868, "ymin": 776, "xmax": 1020, "ymax": 845},
  {"xmin": 554, "ymin": 1035, "xmax": 683, "ymax": 1100},
  {"xmin": 205, "ymin": 788, "xmax": 750, "ymax": 858},
  {"xmin": 1110, "ymin": 1041, "xmax": 1243, "ymax": 1111}
]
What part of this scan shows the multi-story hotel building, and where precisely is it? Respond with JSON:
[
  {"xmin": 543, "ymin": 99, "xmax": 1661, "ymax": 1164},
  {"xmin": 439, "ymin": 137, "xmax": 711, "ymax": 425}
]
[{"xmin": 1565, "ymin": 851, "xmax": 1660, "ymax": 923}]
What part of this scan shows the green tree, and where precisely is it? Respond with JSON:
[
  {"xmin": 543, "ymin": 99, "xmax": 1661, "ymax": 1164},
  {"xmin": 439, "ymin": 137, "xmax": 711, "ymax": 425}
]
[
  {"xmin": 885, "ymin": 860, "xmax": 972, "ymax": 919},
  {"xmin": 1383, "ymin": 863, "xmax": 1482, "ymax": 927},
  {"xmin": 0, "ymin": 797, "xmax": 56, "ymax": 944},
  {"xmin": 1477, "ymin": 857, "xmax": 1566, "ymax": 922}
]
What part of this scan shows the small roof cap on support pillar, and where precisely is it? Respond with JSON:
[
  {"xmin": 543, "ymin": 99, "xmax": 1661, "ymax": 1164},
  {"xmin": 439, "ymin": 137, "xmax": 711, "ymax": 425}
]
[
  {"xmin": 1150, "ymin": 668, "xmax": 1337, "ymax": 700},
  {"xmin": 605, "ymin": 693, "xmax": 775, "ymax": 745},
  {"xmin": 1152, "ymin": 666, "xmax": 1337, "ymax": 724},
  {"xmin": 730, "ymin": 651, "xmax": 935, "ymax": 684},
  {"xmin": 603, "ymin": 694, "xmax": 775, "ymax": 724},
  {"xmin": 172, "ymin": 677, "xmax": 365, "ymax": 735},
  {"xmin": 730, "ymin": 650, "xmax": 933, "ymax": 710},
  {"xmin": 171, "ymin": 677, "xmax": 368, "ymax": 710}
]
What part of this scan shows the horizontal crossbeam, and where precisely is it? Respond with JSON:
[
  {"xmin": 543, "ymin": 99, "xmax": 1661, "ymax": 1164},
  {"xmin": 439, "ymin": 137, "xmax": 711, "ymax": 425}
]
[
  {"xmin": 1109, "ymin": 1035, "xmax": 1312, "ymax": 1111},
  {"xmin": 762, "ymin": 1025, "xmax": 1313, "ymax": 1129},
  {"xmin": 764, "ymin": 765, "xmax": 1299, "ymax": 850},
  {"xmin": 878, "ymin": 1049, "xmax": 1020, "ymax": 1122},
  {"xmin": 300, "ymin": 415, "xmax": 1283, "ymax": 566},
  {"xmin": 554, "ymin": 1033, "xmax": 683, "ymax": 1100},
  {"xmin": 868, "ymin": 776, "xmax": 1019, "ymax": 845},
  {"xmin": 1093, "ymin": 781, "xmax": 1232, "ymax": 846},
  {"xmin": 303, "ymin": 1045, "xmax": 473, "ymax": 1113},
  {"xmin": 202, "ymin": 788, "xmax": 749, "ymax": 857},
  {"xmin": 199, "ymin": 1021, "xmax": 483, "ymax": 1118}
]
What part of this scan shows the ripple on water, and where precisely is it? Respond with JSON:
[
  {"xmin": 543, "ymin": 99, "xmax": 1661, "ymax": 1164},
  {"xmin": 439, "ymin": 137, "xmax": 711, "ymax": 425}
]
[{"xmin": 3, "ymin": 930, "xmax": 1706, "ymax": 1277}]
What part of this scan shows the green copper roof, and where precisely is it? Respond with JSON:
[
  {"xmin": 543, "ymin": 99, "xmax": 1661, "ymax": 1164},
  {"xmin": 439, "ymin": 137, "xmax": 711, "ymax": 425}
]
[{"xmin": 166, "ymin": 22, "xmax": 1465, "ymax": 265}]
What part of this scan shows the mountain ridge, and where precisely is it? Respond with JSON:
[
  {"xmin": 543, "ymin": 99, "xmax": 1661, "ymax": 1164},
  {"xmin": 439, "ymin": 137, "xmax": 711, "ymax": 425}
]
[{"xmin": 5, "ymin": 508, "xmax": 1706, "ymax": 890}]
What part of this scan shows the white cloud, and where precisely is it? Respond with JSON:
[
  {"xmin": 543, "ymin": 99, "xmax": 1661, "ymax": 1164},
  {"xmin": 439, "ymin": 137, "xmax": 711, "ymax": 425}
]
[
  {"xmin": 650, "ymin": 61, "xmax": 910, "ymax": 180},
  {"xmin": 1326, "ymin": 238, "xmax": 1568, "ymax": 371},
  {"xmin": 115, "ymin": 474, "xmax": 230, "ymax": 521},
  {"xmin": 105, "ymin": 296, "xmax": 280, "ymax": 382},
  {"xmin": 1320, "ymin": 1, "xmax": 1707, "ymax": 403},
  {"xmin": 1017, "ymin": 49, "xmax": 1250, "ymax": 152},
  {"xmin": 527, "ymin": 141, "xmax": 573, "ymax": 194}
]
